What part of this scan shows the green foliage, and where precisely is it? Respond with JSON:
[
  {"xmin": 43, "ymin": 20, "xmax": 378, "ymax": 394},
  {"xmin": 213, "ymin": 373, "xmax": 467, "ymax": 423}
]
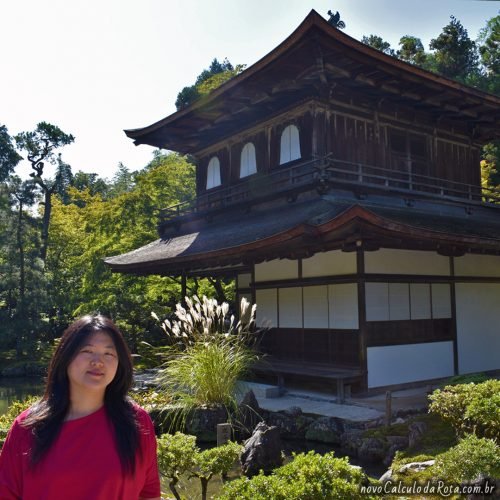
[
  {"xmin": 361, "ymin": 35, "xmax": 395, "ymax": 56},
  {"xmin": 46, "ymin": 153, "xmax": 197, "ymax": 339},
  {"xmin": 156, "ymin": 431, "xmax": 241, "ymax": 500},
  {"xmin": 157, "ymin": 296, "xmax": 258, "ymax": 397},
  {"xmin": 160, "ymin": 337, "xmax": 257, "ymax": 408},
  {"xmin": 175, "ymin": 58, "xmax": 244, "ymax": 110},
  {"xmin": 0, "ymin": 125, "xmax": 22, "ymax": 182},
  {"xmin": 157, "ymin": 432, "xmax": 197, "ymax": 500},
  {"xmin": 428, "ymin": 379, "xmax": 500, "ymax": 443},
  {"xmin": 433, "ymin": 434, "xmax": 500, "ymax": 483},
  {"xmin": 439, "ymin": 372, "xmax": 489, "ymax": 387},
  {"xmin": 0, "ymin": 396, "xmax": 39, "ymax": 449},
  {"xmin": 154, "ymin": 295, "xmax": 259, "ymax": 431},
  {"xmin": 219, "ymin": 451, "xmax": 375, "ymax": 500},
  {"xmin": 481, "ymin": 141, "xmax": 500, "ymax": 194},
  {"xmin": 397, "ymin": 36, "xmax": 427, "ymax": 66},
  {"xmin": 429, "ymin": 16, "xmax": 478, "ymax": 82},
  {"xmin": 192, "ymin": 441, "xmax": 242, "ymax": 500},
  {"xmin": 478, "ymin": 15, "xmax": 500, "ymax": 76}
]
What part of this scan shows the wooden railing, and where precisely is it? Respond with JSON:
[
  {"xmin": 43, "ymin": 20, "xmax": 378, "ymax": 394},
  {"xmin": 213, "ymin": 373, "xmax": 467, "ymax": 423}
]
[{"xmin": 158, "ymin": 155, "xmax": 500, "ymax": 228}]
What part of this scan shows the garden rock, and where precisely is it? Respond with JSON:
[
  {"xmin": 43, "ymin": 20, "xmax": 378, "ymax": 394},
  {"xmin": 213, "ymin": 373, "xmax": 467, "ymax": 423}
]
[
  {"xmin": 304, "ymin": 416, "xmax": 344, "ymax": 444},
  {"xmin": 240, "ymin": 421, "xmax": 283, "ymax": 477},
  {"xmin": 341, "ymin": 429, "xmax": 364, "ymax": 457},
  {"xmin": 185, "ymin": 405, "xmax": 229, "ymax": 442},
  {"xmin": 398, "ymin": 459, "xmax": 435, "ymax": 473},
  {"xmin": 237, "ymin": 390, "xmax": 264, "ymax": 439},
  {"xmin": 383, "ymin": 436, "xmax": 409, "ymax": 466},
  {"xmin": 266, "ymin": 407, "xmax": 315, "ymax": 440},
  {"xmin": 358, "ymin": 437, "xmax": 387, "ymax": 463},
  {"xmin": 379, "ymin": 469, "xmax": 393, "ymax": 483},
  {"xmin": 408, "ymin": 421, "xmax": 427, "ymax": 448}
]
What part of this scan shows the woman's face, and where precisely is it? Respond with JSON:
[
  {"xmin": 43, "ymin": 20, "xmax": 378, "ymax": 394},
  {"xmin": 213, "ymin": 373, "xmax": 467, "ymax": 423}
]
[{"xmin": 67, "ymin": 331, "xmax": 119, "ymax": 397}]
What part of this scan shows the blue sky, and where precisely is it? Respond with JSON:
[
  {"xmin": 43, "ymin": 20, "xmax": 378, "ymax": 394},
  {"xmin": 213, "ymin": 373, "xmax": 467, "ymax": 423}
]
[{"xmin": 1, "ymin": 0, "xmax": 499, "ymax": 180}]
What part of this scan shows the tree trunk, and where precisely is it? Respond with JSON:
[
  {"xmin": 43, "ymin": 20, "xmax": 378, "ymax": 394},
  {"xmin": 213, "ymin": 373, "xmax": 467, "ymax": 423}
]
[
  {"xmin": 16, "ymin": 201, "xmax": 25, "ymax": 358},
  {"xmin": 209, "ymin": 278, "xmax": 227, "ymax": 303},
  {"xmin": 17, "ymin": 200, "xmax": 25, "ymax": 302},
  {"xmin": 200, "ymin": 478, "xmax": 209, "ymax": 500},
  {"xmin": 40, "ymin": 187, "xmax": 52, "ymax": 263}
]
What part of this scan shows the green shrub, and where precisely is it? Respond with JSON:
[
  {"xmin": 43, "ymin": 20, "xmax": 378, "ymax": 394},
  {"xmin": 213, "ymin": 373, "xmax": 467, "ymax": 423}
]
[
  {"xmin": 157, "ymin": 431, "xmax": 242, "ymax": 500},
  {"xmin": 192, "ymin": 441, "xmax": 242, "ymax": 500},
  {"xmin": 219, "ymin": 451, "xmax": 377, "ymax": 500},
  {"xmin": 433, "ymin": 434, "xmax": 500, "ymax": 483},
  {"xmin": 439, "ymin": 373, "xmax": 489, "ymax": 386},
  {"xmin": 428, "ymin": 379, "xmax": 500, "ymax": 442},
  {"xmin": 157, "ymin": 432, "xmax": 197, "ymax": 500},
  {"xmin": 0, "ymin": 396, "xmax": 39, "ymax": 450}
]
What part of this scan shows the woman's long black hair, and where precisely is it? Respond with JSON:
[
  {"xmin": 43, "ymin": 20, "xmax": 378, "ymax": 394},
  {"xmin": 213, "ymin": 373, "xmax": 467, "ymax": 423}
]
[{"xmin": 23, "ymin": 315, "xmax": 140, "ymax": 474}]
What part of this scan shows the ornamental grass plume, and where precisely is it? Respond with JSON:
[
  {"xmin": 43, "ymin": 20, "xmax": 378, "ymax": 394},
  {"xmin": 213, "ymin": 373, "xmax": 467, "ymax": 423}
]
[
  {"xmin": 152, "ymin": 296, "xmax": 262, "ymax": 428},
  {"xmin": 152, "ymin": 295, "xmax": 258, "ymax": 349}
]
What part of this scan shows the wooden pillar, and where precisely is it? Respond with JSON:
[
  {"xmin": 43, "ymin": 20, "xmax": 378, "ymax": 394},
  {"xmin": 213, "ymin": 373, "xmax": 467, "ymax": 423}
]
[
  {"xmin": 356, "ymin": 244, "xmax": 368, "ymax": 391},
  {"xmin": 449, "ymin": 256, "xmax": 459, "ymax": 375}
]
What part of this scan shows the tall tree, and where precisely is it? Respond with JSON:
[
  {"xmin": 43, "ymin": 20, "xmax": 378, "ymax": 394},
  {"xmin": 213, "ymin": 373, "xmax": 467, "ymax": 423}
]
[
  {"xmin": 429, "ymin": 16, "xmax": 478, "ymax": 82},
  {"xmin": 361, "ymin": 35, "xmax": 396, "ymax": 56},
  {"xmin": 71, "ymin": 171, "xmax": 109, "ymax": 199},
  {"xmin": 479, "ymin": 15, "xmax": 500, "ymax": 76},
  {"xmin": 477, "ymin": 14, "xmax": 500, "ymax": 95},
  {"xmin": 397, "ymin": 36, "xmax": 427, "ymax": 66},
  {"xmin": 175, "ymin": 58, "xmax": 243, "ymax": 110},
  {"xmin": 7, "ymin": 177, "xmax": 38, "ymax": 304},
  {"xmin": 15, "ymin": 122, "xmax": 74, "ymax": 263},
  {"xmin": 0, "ymin": 125, "xmax": 22, "ymax": 182}
]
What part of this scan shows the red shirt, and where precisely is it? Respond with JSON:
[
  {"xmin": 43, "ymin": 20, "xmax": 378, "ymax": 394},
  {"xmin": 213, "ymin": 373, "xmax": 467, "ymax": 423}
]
[{"xmin": 0, "ymin": 404, "xmax": 161, "ymax": 499}]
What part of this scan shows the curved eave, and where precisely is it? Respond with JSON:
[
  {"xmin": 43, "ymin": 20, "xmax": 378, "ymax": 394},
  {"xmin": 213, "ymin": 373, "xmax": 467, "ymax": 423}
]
[
  {"xmin": 105, "ymin": 204, "xmax": 500, "ymax": 276},
  {"xmin": 125, "ymin": 9, "xmax": 500, "ymax": 151}
]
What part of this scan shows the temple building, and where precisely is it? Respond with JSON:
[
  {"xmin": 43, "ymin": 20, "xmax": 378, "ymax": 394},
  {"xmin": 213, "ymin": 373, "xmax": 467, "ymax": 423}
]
[{"xmin": 106, "ymin": 10, "xmax": 500, "ymax": 394}]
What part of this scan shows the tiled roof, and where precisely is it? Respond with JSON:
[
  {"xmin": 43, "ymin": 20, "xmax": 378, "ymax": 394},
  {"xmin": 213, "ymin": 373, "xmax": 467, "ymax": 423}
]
[{"xmin": 105, "ymin": 194, "xmax": 500, "ymax": 275}]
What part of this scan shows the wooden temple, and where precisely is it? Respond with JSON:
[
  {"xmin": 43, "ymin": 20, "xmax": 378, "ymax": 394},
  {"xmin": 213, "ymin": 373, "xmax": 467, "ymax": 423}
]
[{"xmin": 106, "ymin": 10, "xmax": 500, "ymax": 393}]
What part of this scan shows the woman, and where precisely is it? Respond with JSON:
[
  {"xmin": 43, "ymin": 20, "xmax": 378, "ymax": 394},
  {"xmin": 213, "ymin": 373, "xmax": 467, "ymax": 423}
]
[{"xmin": 0, "ymin": 315, "xmax": 161, "ymax": 500}]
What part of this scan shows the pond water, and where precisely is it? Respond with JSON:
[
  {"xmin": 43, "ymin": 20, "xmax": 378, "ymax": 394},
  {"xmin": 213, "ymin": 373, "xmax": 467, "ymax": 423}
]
[{"xmin": 0, "ymin": 378, "xmax": 44, "ymax": 415}]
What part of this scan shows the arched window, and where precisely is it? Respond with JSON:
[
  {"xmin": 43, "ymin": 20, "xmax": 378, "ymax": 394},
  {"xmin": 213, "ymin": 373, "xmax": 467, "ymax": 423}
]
[
  {"xmin": 279, "ymin": 124, "xmax": 301, "ymax": 165},
  {"xmin": 240, "ymin": 142, "xmax": 257, "ymax": 178},
  {"xmin": 206, "ymin": 156, "xmax": 221, "ymax": 189}
]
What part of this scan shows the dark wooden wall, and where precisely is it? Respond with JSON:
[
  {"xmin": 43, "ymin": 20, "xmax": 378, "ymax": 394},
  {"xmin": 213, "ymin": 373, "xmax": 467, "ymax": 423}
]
[
  {"xmin": 196, "ymin": 101, "xmax": 480, "ymax": 195},
  {"xmin": 259, "ymin": 327, "xmax": 360, "ymax": 367}
]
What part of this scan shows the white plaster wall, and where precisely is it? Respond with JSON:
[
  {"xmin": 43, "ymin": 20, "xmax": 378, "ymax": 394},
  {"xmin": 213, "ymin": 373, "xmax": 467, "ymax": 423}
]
[
  {"xmin": 410, "ymin": 284, "xmax": 431, "ymax": 320},
  {"xmin": 456, "ymin": 283, "xmax": 500, "ymax": 373},
  {"xmin": 329, "ymin": 283, "xmax": 359, "ymax": 329},
  {"xmin": 431, "ymin": 284, "xmax": 451, "ymax": 318},
  {"xmin": 255, "ymin": 289, "xmax": 277, "ymax": 327},
  {"xmin": 389, "ymin": 283, "xmax": 410, "ymax": 320},
  {"xmin": 278, "ymin": 288, "xmax": 303, "ymax": 328},
  {"xmin": 302, "ymin": 250, "xmax": 356, "ymax": 277},
  {"xmin": 303, "ymin": 286, "xmax": 329, "ymax": 328},
  {"xmin": 365, "ymin": 283, "xmax": 389, "ymax": 321},
  {"xmin": 254, "ymin": 259, "xmax": 298, "ymax": 282},
  {"xmin": 237, "ymin": 273, "xmax": 252, "ymax": 289},
  {"xmin": 367, "ymin": 341, "xmax": 454, "ymax": 388},
  {"xmin": 454, "ymin": 254, "xmax": 500, "ymax": 277},
  {"xmin": 365, "ymin": 249, "xmax": 450, "ymax": 275}
]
